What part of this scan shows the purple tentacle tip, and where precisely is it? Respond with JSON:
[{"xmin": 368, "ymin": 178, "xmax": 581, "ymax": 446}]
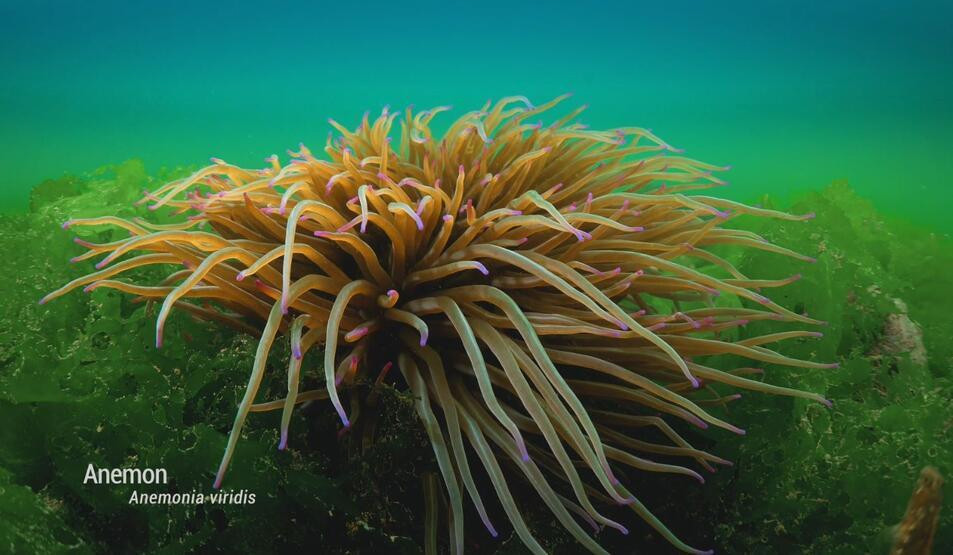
[
  {"xmin": 821, "ymin": 398, "xmax": 833, "ymax": 408},
  {"xmin": 236, "ymin": 271, "xmax": 246, "ymax": 281},
  {"xmin": 278, "ymin": 436, "xmax": 288, "ymax": 451},
  {"xmin": 38, "ymin": 297, "xmax": 48, "ymax": 305},
  {"xmin": 61, "ymin": 220, "xmax": 72, "ymax": 229},
  {"xmin": 475, "ymin": 262, "xmax": 489, "ymax": 276}
]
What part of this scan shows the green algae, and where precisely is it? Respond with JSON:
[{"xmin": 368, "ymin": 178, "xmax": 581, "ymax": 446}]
[
  {"xmin": 699, "ymin": 182, "xmax": 953, "ymax": 554},
  {"xmin": 1, "ymin": 164, "xmax": 950, "ymax": 553},
  {"xmin": 1, "ymin": 161, "xmax": 430, "ymax": 553}
]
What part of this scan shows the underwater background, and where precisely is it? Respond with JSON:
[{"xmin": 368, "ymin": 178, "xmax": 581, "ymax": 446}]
[{"xmin": 1, "ymin": 0, "xmax": 951, "ymax": 553}]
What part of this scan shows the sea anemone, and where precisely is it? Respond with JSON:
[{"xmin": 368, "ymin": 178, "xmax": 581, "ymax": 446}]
[{"xmin": 42, "ymin": 95, "xmax": 834, "ymax": 554}]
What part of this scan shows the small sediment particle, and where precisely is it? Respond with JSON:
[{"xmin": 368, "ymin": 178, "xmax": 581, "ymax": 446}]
[{"xmin": 890, "ymin": 466, "xmax": 943, "ymax": 555}]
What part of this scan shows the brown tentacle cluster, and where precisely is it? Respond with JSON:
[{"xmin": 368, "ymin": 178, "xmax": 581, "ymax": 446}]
[{"xmin": 44, "ymin": 96, "xmax": 833, "ymax": 554}]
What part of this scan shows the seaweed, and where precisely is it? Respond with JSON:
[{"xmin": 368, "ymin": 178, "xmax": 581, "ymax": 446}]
[
  {"xmin": 700, "ymin": 182, "xmax": 953, "ymax": 554},
  {"xmin": 1, "ymin": 161, "xmax": 428, "ymax": 553},
  {"xmin": 1, "ymin": 166, "xmax": 950, "ymax": 553}
]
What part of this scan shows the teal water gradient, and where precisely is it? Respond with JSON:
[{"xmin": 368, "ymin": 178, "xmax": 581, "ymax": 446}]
[{"xmin": 2, "ymin": 1, "xmax": 951, "ymax": 228}]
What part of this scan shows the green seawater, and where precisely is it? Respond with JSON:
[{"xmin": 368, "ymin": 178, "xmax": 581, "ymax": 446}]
[
  {"xmin": 2, "ymin": 1, "xmax": 951, "ymax": 553},
  {"xmin": 2, "ymin": 2, "xmax": 952, "ymax": 232}
]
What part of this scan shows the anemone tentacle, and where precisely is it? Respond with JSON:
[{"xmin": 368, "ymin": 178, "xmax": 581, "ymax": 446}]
[{"xmin": 46, "ymin": 96, "xmax": 831, "ymax": 554}]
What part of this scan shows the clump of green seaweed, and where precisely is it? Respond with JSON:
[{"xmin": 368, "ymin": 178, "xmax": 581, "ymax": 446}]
[
  {"xmin": 2, "ymin": 161, "xmax": 429, "ymax": 553},
  {"xmin": 698, "ymin": 182, "xmax": 953, "ymax": 554},
  {"xmin": 1, "ymin": 165, "xmax": 950, "ymax": 553}
]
